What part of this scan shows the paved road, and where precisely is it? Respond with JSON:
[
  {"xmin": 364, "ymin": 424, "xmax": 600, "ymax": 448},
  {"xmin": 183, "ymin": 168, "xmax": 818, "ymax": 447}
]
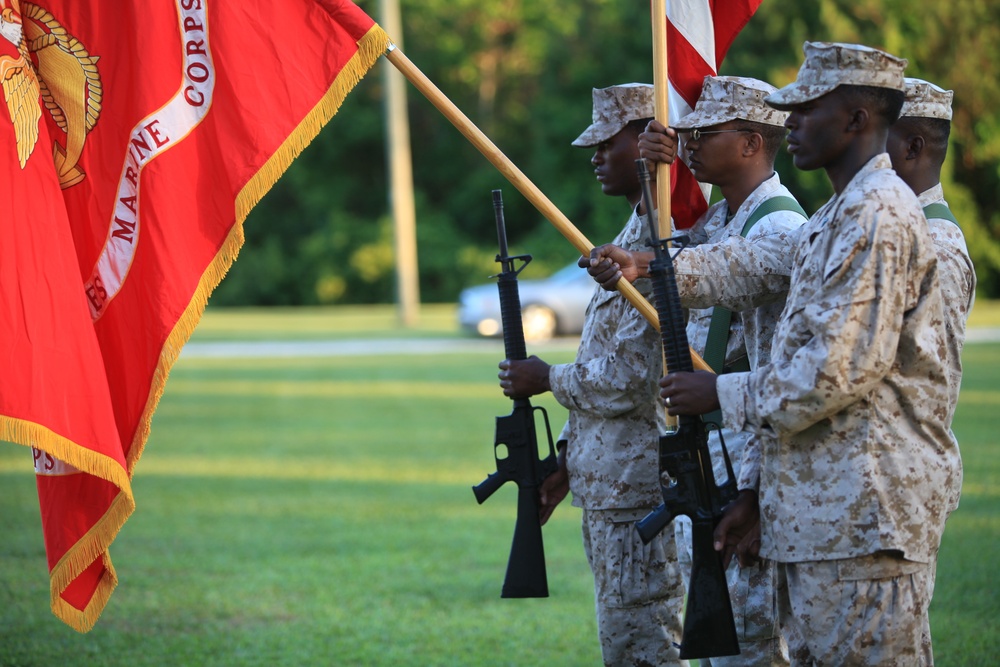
[
  {"xmin": 179, "ymin": 337, "xmax": 582, "ymax": 358},
  {"xmin": 965, "ymin": 328, "xmax": 1000, "ymax": 344},
  {"xmin": 179, "ymin": 329, "xmax": 1000, "ymax": 359}
]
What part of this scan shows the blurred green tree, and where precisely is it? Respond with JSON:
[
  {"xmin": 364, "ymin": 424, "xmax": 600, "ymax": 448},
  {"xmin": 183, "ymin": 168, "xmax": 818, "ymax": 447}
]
[{"xmin": 212, "ymin": 0, "xmax": 1000, "ymax": 306}]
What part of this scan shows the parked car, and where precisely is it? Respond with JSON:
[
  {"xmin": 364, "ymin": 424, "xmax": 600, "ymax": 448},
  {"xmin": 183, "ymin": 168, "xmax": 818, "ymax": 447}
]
[{"xmin": 458, "ymin": 262, "xmax": 596, "ymax": 341}]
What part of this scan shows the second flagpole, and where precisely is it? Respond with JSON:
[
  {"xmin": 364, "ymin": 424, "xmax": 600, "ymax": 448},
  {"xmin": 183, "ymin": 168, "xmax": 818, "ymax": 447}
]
[
  {"xmin": 383, "ymin": 42, "xmax": 711, "ymax": 371},
  {"xmin": 651, "ymin": 0, "xmax": 672, "ymax": 235},
  {"xmin": 650, "ymin": 0, "xmax": 682, "ymax": 430}
]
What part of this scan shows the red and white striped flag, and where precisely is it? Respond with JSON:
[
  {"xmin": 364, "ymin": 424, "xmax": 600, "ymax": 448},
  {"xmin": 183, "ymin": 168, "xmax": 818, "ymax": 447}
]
[
  {"xmin": 0, "ymin": 0, "xmax": 388, "ymax": 631},
  {"xmin": 665, "ymin": 0, "xmax": 763, "ymax": 228}
]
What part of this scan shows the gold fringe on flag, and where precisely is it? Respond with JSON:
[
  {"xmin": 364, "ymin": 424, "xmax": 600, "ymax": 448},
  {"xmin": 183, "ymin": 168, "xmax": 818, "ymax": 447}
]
[
  {"xmin": 1, "ymin": 22, "xmax": 389, "ymax": 633},
  {"xmin": 0, "ymin": 421, "xmax": 133, "ymax": 494},
  {"xmin": 0, "ymin": 419, "xmax": 135, "ymax": 632},
  {"xmin": 49, "ymin": 498, "xmax": 131, "ymax": 632}
]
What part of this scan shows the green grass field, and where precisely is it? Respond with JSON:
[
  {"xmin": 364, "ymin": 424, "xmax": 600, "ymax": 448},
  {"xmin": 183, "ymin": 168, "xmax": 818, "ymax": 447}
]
[{"xmin": 1, "ymin": 304, "xmax": 997, "ymax": 666}]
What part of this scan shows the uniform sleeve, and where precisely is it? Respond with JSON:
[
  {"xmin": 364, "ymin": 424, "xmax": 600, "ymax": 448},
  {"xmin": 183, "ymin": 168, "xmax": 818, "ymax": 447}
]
[
  {"xmin": 734, "ymin": 206, "xmax": 926, "ymax": 439},
  {"xmin": 672, "ymin": 215, "xmax": 802, "ymax": 311},
  {"xmin": 737, "ymin": 435, "xmax": 761, "ymax": 492},
  {"xmin": 714, "ymin": 373, "xmax": 762, "ymax": 490},
  {"xmin": 931, "ymin": 223, "xmax": 976, "ymax": 341},
  {"xmin": 556, "ymin": 422, "xmax": 570, "ymax": 448},
  {"xmin": 548, "ymin": 299, "xmax": 661, "ymax": 419}
]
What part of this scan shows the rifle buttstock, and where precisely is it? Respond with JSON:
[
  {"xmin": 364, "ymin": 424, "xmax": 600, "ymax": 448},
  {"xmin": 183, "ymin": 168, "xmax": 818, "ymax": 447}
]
[
  {"xmin": 501, "ymin": 485, "xmax": 549, "ymax": 598},
  {"xmin": 677, "ymin": 521, "xmax": 740, "ymax": 659}
]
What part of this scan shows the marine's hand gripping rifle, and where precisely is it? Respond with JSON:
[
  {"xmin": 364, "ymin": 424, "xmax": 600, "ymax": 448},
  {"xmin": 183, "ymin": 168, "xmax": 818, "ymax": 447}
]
[
  {"xmin": 472, "ymin": 189, "xmax": 558, "ymax": 598},
  {"xmin": 632, "ymin": 159, "xmax": 740, "ymax": 659}
]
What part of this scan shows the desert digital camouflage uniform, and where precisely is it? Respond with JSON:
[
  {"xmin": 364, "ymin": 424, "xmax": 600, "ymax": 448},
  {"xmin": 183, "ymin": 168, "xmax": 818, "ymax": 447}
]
[
  {"xmin": 670, "ymin": 181, "xmax": 974, "ymax": 518},
  {"xmin": 659, "ymin": 76, "xmax": 973, "ymax": 659},
  {"xmin": 897, "ymin": 77, "xmax": 976, "ymax": 517},
  {"xmin": 706, "ymin": 43, "xmax": 961, "ymax": 664},
  {"xmin": 919, "ymin": 183, "xmax": 975, "ymax": 514},
  {"xmin": 716, "ymin": 152, "xmax": 958, "ymax": 665},
  {"xmin": 550, "ymin": 205, "xmax": 686, "ymax": 667},
  {"xmin": 916, "ymin": 183, "xmax": 975, "ymax": 664},
  {"xmin": 673, "ymin": 172, "xmax": 804, "ymax": 667},
  {"xmin": 668, "ymin": 75, "xmax": 804, "ymax": 380},
  {"xmin": 888, "ymin": 79, "xmax": 976, "ymax": 663},
  {"xmin": 679, "ymin": 174, "xmax": 803, "ymax": 385},
  {"xmin": 650, "ymin": 167, "xmax": 973, "ymax": 667},
  {"xmin": 654, "ymin": 74, "xmax": 802, "ymax": 667}
]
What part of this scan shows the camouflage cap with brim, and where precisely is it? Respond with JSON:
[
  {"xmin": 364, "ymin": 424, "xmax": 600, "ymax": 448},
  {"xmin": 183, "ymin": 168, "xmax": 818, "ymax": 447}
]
[
  {"xmin": 765, "ymin": 42, "xmax": 908, "ymax": 111},
  {"xmin": 900, "ymin": 77, "xmax": 953, "ymax": 121},
  {"xmin": 673, "ymin": 76, "xmax": 787, "ymax": 130},
  {"xmin": 572, "ymin": 83, "xmax": 655, "ymax": 147}
]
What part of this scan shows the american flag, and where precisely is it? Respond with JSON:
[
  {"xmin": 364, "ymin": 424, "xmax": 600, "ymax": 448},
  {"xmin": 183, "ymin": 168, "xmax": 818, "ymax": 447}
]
[{"xmin": 665, "ymin": 0, "xmax": 763, "ymax": 228}]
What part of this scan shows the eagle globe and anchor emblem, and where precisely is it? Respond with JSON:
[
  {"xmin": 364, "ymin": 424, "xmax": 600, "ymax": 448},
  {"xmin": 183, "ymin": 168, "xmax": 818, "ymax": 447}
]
[{"xmin": 0, "ymin": 0, "xmax": 102, "ymax": 186}]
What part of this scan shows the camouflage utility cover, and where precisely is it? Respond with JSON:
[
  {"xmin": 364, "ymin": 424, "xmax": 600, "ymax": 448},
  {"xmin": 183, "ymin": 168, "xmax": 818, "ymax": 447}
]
[
  {"xmin": 901, "ymin": 77, "xmax": 954, "ymax": 120},
  {"xmin": 766, "ymin": 42, "xmax": 907, "ymax": 110},
  {"xmin": 674, "ymin": 75, "xmax": 788, "ymax": 130},
  {"xmin": 572, "ymin": 83, "xmax": 655, "ymax": 147}
]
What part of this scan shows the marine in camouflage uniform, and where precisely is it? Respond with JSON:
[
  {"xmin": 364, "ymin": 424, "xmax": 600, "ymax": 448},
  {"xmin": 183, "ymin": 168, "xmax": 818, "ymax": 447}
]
[
  {"xmin": 886, "ymin": 76, "xmax": 977, "ymax": 661},
  {"xmin": 888, "ymin": 77, "xmax": 976, "ymax": 513},
  {"xmin": 659, "ymin": 43, "xmax": 961, "ymax": 665},
  {"xmin": 667, "ymin": 77, "xmax": 801, "ymax": 667},
  {"xmin": 590, "ymin": 75, "xmax": 807, "ymax": 666},
  {"xmin": 568, "ymin": 205, "xmax": 685, "ymax": 667},
  {"xmin": 501, "ymin": 84, "xmax": 686, "ymax": 667}
]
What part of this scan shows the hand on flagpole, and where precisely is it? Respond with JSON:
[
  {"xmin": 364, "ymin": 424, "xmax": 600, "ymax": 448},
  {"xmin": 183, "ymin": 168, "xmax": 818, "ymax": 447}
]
[
  {"xmin": 582, "ymin": 245, "xmax": 647, "ymax": 292},
  {"xmin": 638, "ymin": 120, "xmax": 679, "ymax": 166},
  {"xmin": 650, "ymin": 0, "xmax": 671, "ymax": 237}
]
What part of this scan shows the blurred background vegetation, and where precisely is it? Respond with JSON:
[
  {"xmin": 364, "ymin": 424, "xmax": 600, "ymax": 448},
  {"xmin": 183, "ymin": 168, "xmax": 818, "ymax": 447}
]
[{"xmin": 213, "ymin": 0, "xmax": 1000, "ymax": 307}]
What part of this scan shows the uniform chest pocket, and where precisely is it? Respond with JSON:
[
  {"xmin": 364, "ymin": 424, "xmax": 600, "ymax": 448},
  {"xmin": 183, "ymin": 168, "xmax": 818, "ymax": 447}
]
[
  {"xmin": 778, "ymin": 277, "xmax": 876, "ymax": 348},
  {"xmin": 791, "ymin": 222, "xmax": 868, "ymax": 302}
]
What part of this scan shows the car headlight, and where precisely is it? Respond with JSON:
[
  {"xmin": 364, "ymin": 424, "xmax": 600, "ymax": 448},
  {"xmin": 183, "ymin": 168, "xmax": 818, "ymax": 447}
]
[{"xmin": 476, "ymin": 318, "xmax": 501, "ymax": 336}]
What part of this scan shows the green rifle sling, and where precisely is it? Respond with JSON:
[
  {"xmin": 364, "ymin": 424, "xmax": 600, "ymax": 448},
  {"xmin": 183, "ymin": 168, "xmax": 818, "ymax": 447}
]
[
  {"xmin": 702, "ymin": 196, "xmax": 807, "ymax": 375},
  {"xmin": 922, "ymin": 202, "xmax": 959, "ymax": 226}
]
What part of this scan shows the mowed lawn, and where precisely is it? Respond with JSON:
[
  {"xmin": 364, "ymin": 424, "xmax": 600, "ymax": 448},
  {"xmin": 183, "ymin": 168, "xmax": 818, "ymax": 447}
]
[{"xmin": 1, "ymin": 304, "xmax": 998, "ymax": 666}]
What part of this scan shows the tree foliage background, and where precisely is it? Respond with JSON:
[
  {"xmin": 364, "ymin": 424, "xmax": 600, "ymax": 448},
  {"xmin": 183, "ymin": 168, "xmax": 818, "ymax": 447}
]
[{"xmin": 213, "ymin": 0, "xmax": 1000, "ymax": 307}]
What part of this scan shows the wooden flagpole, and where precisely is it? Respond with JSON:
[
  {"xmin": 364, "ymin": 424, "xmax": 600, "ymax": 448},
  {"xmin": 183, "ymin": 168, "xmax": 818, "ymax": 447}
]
[
  {"xmin": 651, "ymin": 0, "xmax": 672, "ymax": 231},
  {"xmin": 651, "ymin": 0, "xmax": 681, "ymax": 429},
  {"xmin": 383, "ymin": 44, "xmax": 711, "ymax": 371}
]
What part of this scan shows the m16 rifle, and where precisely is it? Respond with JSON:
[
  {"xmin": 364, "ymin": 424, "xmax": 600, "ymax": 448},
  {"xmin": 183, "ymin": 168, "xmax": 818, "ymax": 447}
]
[
  {"xmin": 632, "ymin": 159, "xmax": 741, "ymax": 659},
  {"xmin": 472, "ymin": 189, "xmax": 558, "ymax": 598}
]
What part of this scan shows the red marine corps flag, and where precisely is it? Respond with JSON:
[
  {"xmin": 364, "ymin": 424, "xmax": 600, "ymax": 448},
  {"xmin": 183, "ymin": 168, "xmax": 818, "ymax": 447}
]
[
  {"xmin": 0, "ymin": 0, "xmax": 388, "ymax": 631},
  {"xmin": 663, "ymin": 0, "xmax": 763, "ymax": 228}
]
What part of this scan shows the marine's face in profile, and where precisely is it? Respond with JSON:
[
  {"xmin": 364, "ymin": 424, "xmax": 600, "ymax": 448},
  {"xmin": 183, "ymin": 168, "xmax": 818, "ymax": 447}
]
[
  {"xmin": 682, "ymin": 122, "xmax": 752, "ymax": 186},
  {"xmin": 783, "ymin": 90, "xmax": 852, "ymax": 172},
  {"xmin": 591, "ymin": 128, "xmax": 641, "ymax": 199}
]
